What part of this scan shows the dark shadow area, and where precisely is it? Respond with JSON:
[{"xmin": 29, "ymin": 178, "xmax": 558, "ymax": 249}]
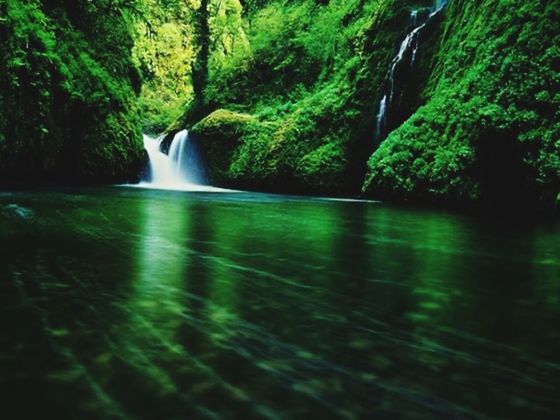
[{"xmin": 473, "ymin": 129, "xmax": 538, "ymax": 213}]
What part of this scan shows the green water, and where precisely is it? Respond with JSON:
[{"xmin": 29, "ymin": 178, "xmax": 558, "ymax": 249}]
[{"xmin": 1, "ymin": 187, "xmax": 559, "ymax": 419}]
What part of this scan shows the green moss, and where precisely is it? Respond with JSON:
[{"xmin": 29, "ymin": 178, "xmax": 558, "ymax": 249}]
[
  {"xmin": 363, "ymin": 98, "xmax": 479, "ymax": 202},
  {"xmin": 190, "ymin": 86, "xmax": 360, "ymax": 194},
  {"xmin": 132, "ymin": 17, "xmax": 195, "ymax": 134},
  {"xmin": 0, "ymin": 0, "xmax": 143, "ymax": 183},
  {"xmin": 191, "ymin": 109, "xmax": 257, "ymax": 139},
  {"xmin": 176, "ymin": 0, "xmax": 559, "ymax": 207},
  {"xmin": 295, "ymin": 142, "xmax": 348, "ymax": 191},
  {"xmin": 190, "ymin": 109, "xmax": 261, "ymax": 185},
  {"xmin": 189, "ymin": 0, "xmax": 458, "ymax": 195},
  {"xmin": 362, "ymin": 0, "xmax": 560, "ymax": 208}
]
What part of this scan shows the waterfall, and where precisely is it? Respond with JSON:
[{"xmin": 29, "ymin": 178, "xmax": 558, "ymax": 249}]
[
  {"xmin": 411, "ymin": 9, "xmax": 418, "ymax": 25},
  {"xmin": 141, "ymin": 129, "xmax": 207, "ymax": 189},
  {"xmin": 374, "ymin": 0, "xmax": 449, "ymax": 141},
  {"xmin": 375, "ymin": 95, "xmax": 388, "ymax": 139}
]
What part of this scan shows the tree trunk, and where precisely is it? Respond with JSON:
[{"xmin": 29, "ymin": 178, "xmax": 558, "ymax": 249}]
[{"xmin": 192, "ymin": 0, "xmax": 209, "ymax": 111}]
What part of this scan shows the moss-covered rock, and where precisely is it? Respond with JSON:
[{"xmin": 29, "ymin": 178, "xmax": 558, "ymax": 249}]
[
  {"xmin": 190, "ymin": 109, "xmax": 259, "ymax": 185},
  {"xmin": 295, "ymin": 142, "xmax": 349, "ymax": 192},
  {"xmin": 227, "ymin": 100, "xmax": 354, "ymax": 194},
  {"xmin": 190, "ymin": 100, "xmax": 356, "ymax": 194},
  {"xmin": 191, "ymin": 109, "xmax": 257, "ymax": 139}
]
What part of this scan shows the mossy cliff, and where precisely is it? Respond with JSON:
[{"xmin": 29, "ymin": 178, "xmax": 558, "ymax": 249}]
[
  {"xmin": 0, "ymin": 0, "xmax": 144, "ymax": 184},
  {"xmin": 181, "ymin": 0, "xmax": 559, "ymax": 209},
  {"xmin": 363, "ymin": 0, "xmax": 560, "ymax": 210}
]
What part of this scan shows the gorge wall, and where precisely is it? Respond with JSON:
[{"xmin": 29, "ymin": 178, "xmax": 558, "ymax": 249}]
[
  {"xmin": 0, "ymin": 0, "xmax": 144, "ymax": 184},
  {"xmin": 186, "ymin": 0, "xmax": 559, "ymax": 210},
  {"xmin": 0, "ymin": 0, "xmax": 558, "ymax": 211}
]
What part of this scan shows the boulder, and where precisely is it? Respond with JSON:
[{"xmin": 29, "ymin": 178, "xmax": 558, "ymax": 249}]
[{"xmin": 190, "ymin": 109, "xmax": 259, "ymax": 185}]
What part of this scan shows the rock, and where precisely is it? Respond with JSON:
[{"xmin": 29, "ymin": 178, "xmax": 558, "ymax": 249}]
[
  {"xmin": 191, "ymin": 109, "xmax": 257, "ymax": 140},
  {"xmin": 190, "ymin": 109, "xmax": 259, "ymax": 185}
]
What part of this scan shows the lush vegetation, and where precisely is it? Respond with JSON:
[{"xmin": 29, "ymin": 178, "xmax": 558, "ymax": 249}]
[
  {"xmin": 0, "ymin": 0, "xmax": 144, "ymax": 183},
  {"xmin": 0, "ymin": 0, "xmax": 558, "ymax": 209},
  {"xmin": 131, "ymin": 0, "xmax": 195, "ymax": 134},
  {"xmin": 169, "ymin": 0, "xmax": 560, "ymax": 209},
  {"xmin": 363, "ymin": 0, "xmax": 560, "ymax": 210},
  {"xmin": 182, "ymin": 0, "xmax": 434, "ymax": 195}
]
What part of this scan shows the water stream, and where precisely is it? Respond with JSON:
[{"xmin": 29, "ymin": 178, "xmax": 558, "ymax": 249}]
[
  {"xmin": 375, "ymin": 0, "xmax": 449, "ymax": 141},
  {"xmin": 1, "ymin": 187, "xmax": 559, "ymax": 418}
]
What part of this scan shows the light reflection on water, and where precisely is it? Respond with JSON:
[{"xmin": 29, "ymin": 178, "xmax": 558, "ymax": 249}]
[{"xmin": 0, "ymin": 187, "xmax": 559, "ymax": 419}]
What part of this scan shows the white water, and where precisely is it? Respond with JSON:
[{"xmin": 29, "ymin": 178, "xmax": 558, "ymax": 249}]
[
  {"xmin": 411, "ymin": 9, "xmax": 418, "ymax": 25},
  {"xmin": 138, "ymin": 130, "xmax": 231, "ymax": 192},
  {"xmin": 375, "ymin": 95, "xmax": 388, "ymax": 139},
  {"xmin": 375, "ymin": 0, "xmax": 449, "ymax": 140}
]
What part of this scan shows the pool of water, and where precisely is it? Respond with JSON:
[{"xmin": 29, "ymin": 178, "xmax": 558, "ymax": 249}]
[{"xmin": 1, "ymin": 187, "xmax": 559, "ymax": 418}]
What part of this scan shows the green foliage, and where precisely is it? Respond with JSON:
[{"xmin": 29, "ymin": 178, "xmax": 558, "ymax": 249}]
[
  {"xmin": 205, "ymin": 0, "xmax": 391, "ymax": 107},
  {"xmin": 295, "ymin": 142, "xmax": 349, "ymax": 191},
  {"xmin": 191, "ymin": 108, "xmax": 257, "ymax": 136},
  {"xmin": 182, "ymin": 0, "xmax": 413, "ymax": 194},
  {"xmin": 363, "ymin": 0, "xmax": 560, "ymax": 208},
  {"xmin": 364, "ymin": 96, "xmax": 479, "ymax": 202},
  {"xmin": 132, "ymin": 17, "xmax": 194, "ymax": 134},
  {"xmin": 190, "ymin": 109, "xmax": 262, "ymax": 184},
  {"xmin": 4, "ymin": 0, "xmax": 556, "ymax": 207},
  {"xmin": 0, "ymin": 0, "xmax": 144, "ymax": 183},
  {"xmin": 172, "ymin": 0, "xmax": 558, "ymax": 207},
  {"xmin": 193, "ymin": 84, "xmax": 357, "ymax": 193}
]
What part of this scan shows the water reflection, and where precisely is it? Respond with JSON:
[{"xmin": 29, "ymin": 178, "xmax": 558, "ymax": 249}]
[{"xmin": 0, "ymin": 189, "xmax": 559, "ymax": 418}]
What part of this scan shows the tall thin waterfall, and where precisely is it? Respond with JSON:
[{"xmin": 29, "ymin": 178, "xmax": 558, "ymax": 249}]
[
  {"xmin": 374, "ymin": 0, "xmax": 449, "ymax": 141},
  {"xmin": 141, "ymin": 129, "xmax": 206, "ymax": 189},
  {"xmin": 375, "ymin": 95, "xmax": 388, "ymax": 139}
]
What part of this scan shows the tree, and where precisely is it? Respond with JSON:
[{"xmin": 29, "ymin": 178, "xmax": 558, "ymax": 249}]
[{"xmin": 191, "ymin": 0, "xmax": 210, "ymax": 115}]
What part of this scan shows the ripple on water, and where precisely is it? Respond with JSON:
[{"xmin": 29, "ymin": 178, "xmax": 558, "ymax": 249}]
[{"xmin": 2, "ymin": 203, "xmax": 34, "ymax": 219}]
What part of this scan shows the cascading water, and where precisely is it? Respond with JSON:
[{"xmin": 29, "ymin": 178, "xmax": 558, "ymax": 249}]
[
  {"xmin": 141, "ymin": 129, "xmax": 207, "ymax": 190},
  {"xmin": 375, "ymin": 95, "xmax": 388, "ymax": 139},
  {"xmin": 374, "ymin": 0, "xmax": 449, "ymax": 141}
]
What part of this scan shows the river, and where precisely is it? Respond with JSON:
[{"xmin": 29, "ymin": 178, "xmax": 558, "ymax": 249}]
[{"xmin": 1, "ymin": 187, "xmax": 559, "ymax": 418}]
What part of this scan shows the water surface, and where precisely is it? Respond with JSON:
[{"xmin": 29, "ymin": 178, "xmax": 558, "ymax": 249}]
[{"xmin": 1, "ymin": 187, "xmax": 559, "ymax": 419}]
